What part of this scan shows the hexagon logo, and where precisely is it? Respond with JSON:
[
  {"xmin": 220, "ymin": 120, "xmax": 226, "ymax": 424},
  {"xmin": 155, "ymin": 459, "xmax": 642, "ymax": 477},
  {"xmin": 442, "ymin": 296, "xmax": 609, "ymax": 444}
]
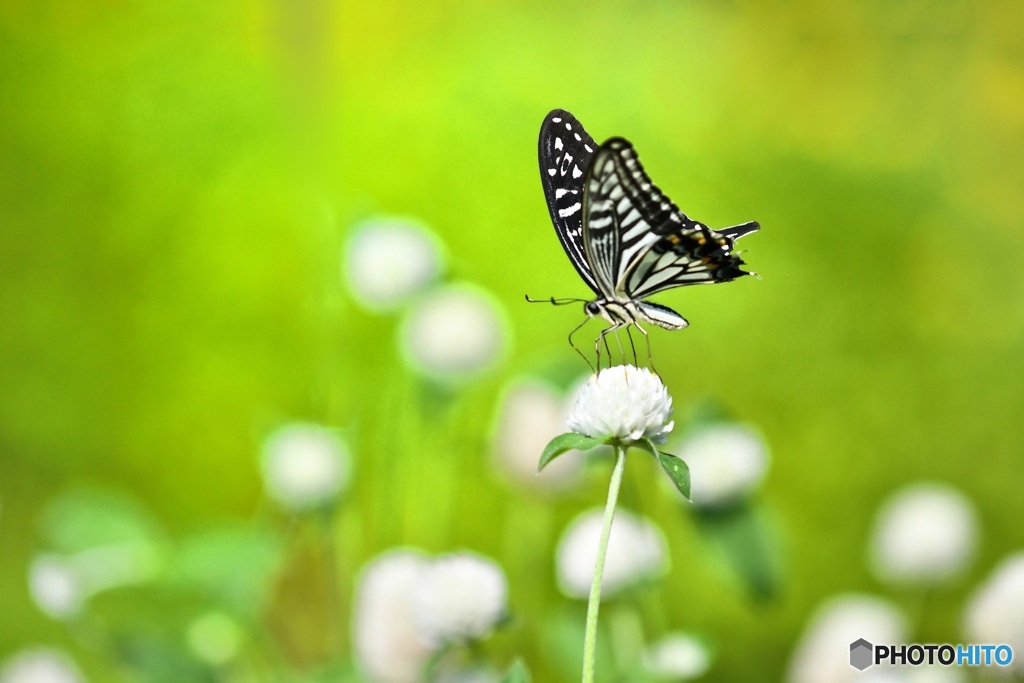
[{"xmin": 850, "ymin": 638, "xmax": 874, "ymax": 671}]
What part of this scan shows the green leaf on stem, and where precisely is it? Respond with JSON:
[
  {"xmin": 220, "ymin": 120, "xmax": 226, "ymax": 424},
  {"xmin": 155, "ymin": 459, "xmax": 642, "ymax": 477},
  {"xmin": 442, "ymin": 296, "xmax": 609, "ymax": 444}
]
[
  {"xmin": 694, "ymin": 502, "xmax": 780, "ymax": 600},
  {"xmin": 632, "ymin": 438, "xmax": 659, "ymax": 459},
  {"xmin": 501, "ymin": 659, "xmax": 532, "ymax": 683},
  {"xmin": 656, "ymin": 451, "xmax": 691, "ymax": 500},
  {"xmin": 538, "ymin": 432, "xmax": 603, "ymax": 471},
  {"xmin": 631, "ymin": 439, "xmax": 690, "ymax": 500}
]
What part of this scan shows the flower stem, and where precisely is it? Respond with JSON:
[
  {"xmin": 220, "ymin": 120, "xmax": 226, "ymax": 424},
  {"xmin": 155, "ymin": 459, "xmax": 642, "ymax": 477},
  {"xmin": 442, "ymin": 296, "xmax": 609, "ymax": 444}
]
[{"xmin": 582, "ymin": 445, "xmax": 627, "ymax": 683}]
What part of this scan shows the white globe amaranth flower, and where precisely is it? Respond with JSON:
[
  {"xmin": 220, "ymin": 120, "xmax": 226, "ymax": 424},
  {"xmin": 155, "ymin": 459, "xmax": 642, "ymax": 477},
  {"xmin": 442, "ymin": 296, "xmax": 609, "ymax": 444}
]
[
  {"xmin": 677, "ymin": 424, "xmax": 769, "ymax": 508},
  {"xmin": 353, "ymin": 549, "xmax": 435, "ymax": 683},
  {"xmin": 963, "ymin": 552, "xmax": 1024, "ymax": 676},
  {"xmin": 28, "ymin": 554, "xmax": 84, "ymax": 620},
  {"xmin": 785, "ymin": 594, "xmax": 907, "ymax": 683},
  {"xmin": 567, "ymin": 365, "xmax": 674, "ymax": 445},
  {"xmin": 412, "ymin": 552, "xmax": 508, "ymax": 646},
  {"xmin": 344, "ymin": 216, "xmax": 445, "ymax": 312},
  {"xmin": 556, "ymin": 508, "xmax": 668, "ymax": 599},
  {"xmin": 905, "ymin": 667, "xmax": 968, "ymax": 683},
  {"xmin": 435, "ymin": 668, "xmax": 501, "ymax": 683},
  {"xmin": 260, "ymin": 422, "xmax": 351, "ymax": 511},
  {"xmin": 0, "ymin": 648, "xmax": 84, "ymax": 683},
  {"xmin": 399, "ymin": 283, "xmax": 510, "ymax": 382},
  {"xmin": 869, "ymin": 482, "xmax": 978, "ymax": 586},
  {"xmin": 491, "ymin": 377, "xmax": 582, "ymax": 491},
  {"xmin": 850, "ymin": 668, "xmax": 966, "ymax": 683},
  {"xmin": 642, "ymin": 632, "xmax": 711, "ymax": 680}
]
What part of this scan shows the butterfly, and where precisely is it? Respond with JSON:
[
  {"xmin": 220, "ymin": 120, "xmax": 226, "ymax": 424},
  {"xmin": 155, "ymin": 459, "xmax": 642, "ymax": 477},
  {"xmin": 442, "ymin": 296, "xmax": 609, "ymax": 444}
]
[{"xmin": 536, "ymin": 109, "xmax": 759, "ymax": 363}]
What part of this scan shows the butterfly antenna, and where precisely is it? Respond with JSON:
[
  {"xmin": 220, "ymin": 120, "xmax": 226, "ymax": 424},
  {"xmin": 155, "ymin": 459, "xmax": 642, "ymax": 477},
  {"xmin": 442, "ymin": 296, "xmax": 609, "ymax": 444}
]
[{"xmin": 525, "ymin": 294, "xmax": 587, "ymax": 306}]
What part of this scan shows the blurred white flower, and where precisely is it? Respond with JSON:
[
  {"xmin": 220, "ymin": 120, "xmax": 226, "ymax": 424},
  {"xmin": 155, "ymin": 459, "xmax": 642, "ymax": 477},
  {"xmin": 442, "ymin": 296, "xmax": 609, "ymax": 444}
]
[
  {"xmin": 785, "ymin": 594, "xmax": 907, "ymax": 683},
  {"xmin": 963, "ymin": 552, "xmax": 1024, "ymax": 676},
  {"xmin": 567, "ymin": 365, "xmax": 674, "ymax": 446},
  {"xmin": 905, "ymin": 668, "xmax": 968, "ymax": 683},
  {"xmin": 857, "ymin": 672, "xmax": 908, "ymax": 683},
  {"xmin": 353, "ymin": 550, "xmax": 435, "ymax": 683},
  {"xmin": 678, "ymin": 424, "xmax": 769, "ymax": 508},
  {"xmin": 853, "ymin": 668, "xmax": 966, "ymax": 683},
  {"xmin": 869, "ymin": 483, "xmax": 978, "ymax": 586},
  {"xmin": 344, "ymin": 216, "xmax": 444, "ymax": 312},
  {"xmin": 412, "ymin": 552, "xmax": 508, "ymax": 646},
  {"xmin": 260, "ymin": 423, "xmax": 351, "ymax": 511},
  {"xmin": 643, "ymin": 632, "xmax": 711, "ymax": 680},
  {"xmin": 187, "ymin": 611, "xmax": 244, "ymax": 666},
  {"xmin": 434, "ymin": 668, "xmax": 500, "ymax": 683},
  {"xmin": 0, "ymin": 648, "xmax": 83, "ymax": 683},
  {"xmin": 399, "ymin": 283, "xmax": 509, "ymax": 381},
  {"xmin": 556, "ymin": 508, "xmax": 668, "ymax": 599},
  {"xmin": 491, "ymin": 377, "xmax": 583, "ymax": 491},
  {"xmin": 28, "ymin": 555, "xmax": 83, "ymax": 620}
]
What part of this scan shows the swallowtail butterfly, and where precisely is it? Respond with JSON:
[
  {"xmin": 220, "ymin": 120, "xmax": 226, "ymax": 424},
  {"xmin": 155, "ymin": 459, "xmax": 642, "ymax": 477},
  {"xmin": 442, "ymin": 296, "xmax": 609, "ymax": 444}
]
[{"xmin": 537, "ymin": 109, "xmax": 759, "ymax": 356}]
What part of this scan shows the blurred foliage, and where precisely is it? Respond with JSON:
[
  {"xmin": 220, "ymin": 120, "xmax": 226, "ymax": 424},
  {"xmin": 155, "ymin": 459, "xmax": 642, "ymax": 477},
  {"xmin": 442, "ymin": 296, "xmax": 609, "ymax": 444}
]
[{"xmin": 2, "ymin": 0, "xmax": 1024, "ymax": 681}]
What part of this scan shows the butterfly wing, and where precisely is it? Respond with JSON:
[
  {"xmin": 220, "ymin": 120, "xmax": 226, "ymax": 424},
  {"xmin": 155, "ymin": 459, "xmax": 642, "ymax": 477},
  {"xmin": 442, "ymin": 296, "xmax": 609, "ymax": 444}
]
[
  {"xmin": 583, "ymin": 137, "xmax": 758, "ymax": 301},
  {"xmin": 538, "ymin": 110, "xmax": 601, "ymax": 295}
]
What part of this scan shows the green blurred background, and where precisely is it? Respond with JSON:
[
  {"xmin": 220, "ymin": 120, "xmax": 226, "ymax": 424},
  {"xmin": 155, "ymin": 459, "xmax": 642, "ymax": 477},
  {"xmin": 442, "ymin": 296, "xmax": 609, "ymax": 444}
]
[{"xmin": 2, "ymin": 0, "xmax": 1023, "ymax": 681}]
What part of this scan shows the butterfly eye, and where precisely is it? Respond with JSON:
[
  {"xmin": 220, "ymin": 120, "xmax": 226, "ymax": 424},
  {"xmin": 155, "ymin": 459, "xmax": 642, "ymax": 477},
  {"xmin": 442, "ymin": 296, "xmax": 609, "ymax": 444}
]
[{"xmin": 585, "ymin": 302, "xmax": 600, "ymax": 316}]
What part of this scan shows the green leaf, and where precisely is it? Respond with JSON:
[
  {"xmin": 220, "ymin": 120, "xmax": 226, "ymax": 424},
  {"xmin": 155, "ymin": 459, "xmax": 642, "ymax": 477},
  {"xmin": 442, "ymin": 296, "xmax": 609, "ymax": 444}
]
[
  {"xmin": 538, "ymin": 432, "xmax": 603, "ymax": 471},
  {"xmin": 41, "ymin": 487, "xmax": 166, "ymax": 555},
  {"xmin": 656, "ymin": 451, "xmax": 691, "ymax": 500},
  {"xmin": 694, "ymin": 503, "xmax": 780, "ymax": 600},
  {"xmin": 633, "ymin": 438, "xmax": 658, "ymax": 458},
  {"xmin": 40, "ymin": 487, "xmax": 169, "ymax": 589},
  {"xmin": 501, "ymin": 659, "xmax": 532, "ymax": 683},
  {"xmin": 166, "ymin": 525, "xmax": 284, "ymax": 617}
]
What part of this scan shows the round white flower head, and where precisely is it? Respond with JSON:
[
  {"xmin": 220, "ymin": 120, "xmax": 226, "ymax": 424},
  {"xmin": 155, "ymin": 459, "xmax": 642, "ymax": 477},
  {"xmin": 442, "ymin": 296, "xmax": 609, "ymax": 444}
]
[
  {"xmin": 869, "ymin": 482, "xmax": 978, "ymax": 586},
  {"xmin": 187, "ymin": 611, "xmax": 244, "ymax": 666},
  {"xmin": 435, "ymin": 668, "xmax": 500, "ymax": 683},
  {"xmin": 399, "ymin": 283, "xmax": 509, "ymax": 382},
  {"xmin": 0, "ymin": 648, "xmax": 84, "ymax": 683},
  {"xmin": 851, "ymin": 668, "xmax": 966, "ymax": 683},
  {"xmin": 642, "ymin": 632, "xmax": 711, "ymax": 680},
  {"xmin": 353, "ymin": 549, "xmax": 435, "ymax": 683},
  {"xmin": 491, "ymin": 378, "xmax": 582, "ymax": 491},
  {"xmin": 28, "ymin": 554, "xmax": 83, "ymax": 620},
  {"xmin": 567, "ymin": 365, "xmax": 674, "ymax": 446},
  {"xmin": 344, "ymin": 216, "xmax": 445, "ymax": 313},
  {"xmin": 963, "ymin": 552, "xmax": 1024, "ymax": 676},
  {"xmin": 904, "ymin": 667, "xmax": 968, "ymax": 683},
  {"xmin": 412, "ymin": 552, "xmax": 508, "ymax": 646},
  {"xmin": 556, "ymin": 508, "xmax": 668, "ymax": 599},
  {"xmin": 785, "ymin": 594, "xmax": 906, "ymax": 683},
  {"xmin": 678, "ymin": 424, "xmax": 769, "ymax": 508},
  {"xmin": 260, "ymin": 422, "xmax": 351, "ymax": 511}
]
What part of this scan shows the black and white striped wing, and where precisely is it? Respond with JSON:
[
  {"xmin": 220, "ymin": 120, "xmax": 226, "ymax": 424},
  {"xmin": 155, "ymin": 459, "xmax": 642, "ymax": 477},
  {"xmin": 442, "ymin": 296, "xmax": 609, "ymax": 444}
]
[
  {"xmin": 538, "ymin": 110, "xmax": 600, "ymax": 295},
  {"xmin": 625, "ymin": 219, "xmax": 758, "ymax": 300},
  {"xmin": 583, "ymin": 137, "xmax": 758, "ymax": 301},
  {"xmin": 582, "ymin": 138, "xmax": 689, "ymax": 296}
]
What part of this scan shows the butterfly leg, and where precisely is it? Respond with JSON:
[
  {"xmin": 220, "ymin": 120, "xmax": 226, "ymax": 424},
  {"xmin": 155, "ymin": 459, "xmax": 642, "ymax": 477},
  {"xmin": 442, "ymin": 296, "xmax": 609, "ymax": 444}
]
[
  {"xmin": 595, "ymin": 323, "xmax": 622, "ymax": 371},
  {"xmin": 612, "ymin": 326, "xmax": 627, "ymax": 365},
  {"xmin": 633, "ymin": 321, "xmax": 660, "ymax": 376},
  {"xmin": 625, "ymin": 325, "xmax": 639, "ymax": 367},
  {"xmin": 568, "ymin": 317, "xmax": 596, "ymax": 373}
]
